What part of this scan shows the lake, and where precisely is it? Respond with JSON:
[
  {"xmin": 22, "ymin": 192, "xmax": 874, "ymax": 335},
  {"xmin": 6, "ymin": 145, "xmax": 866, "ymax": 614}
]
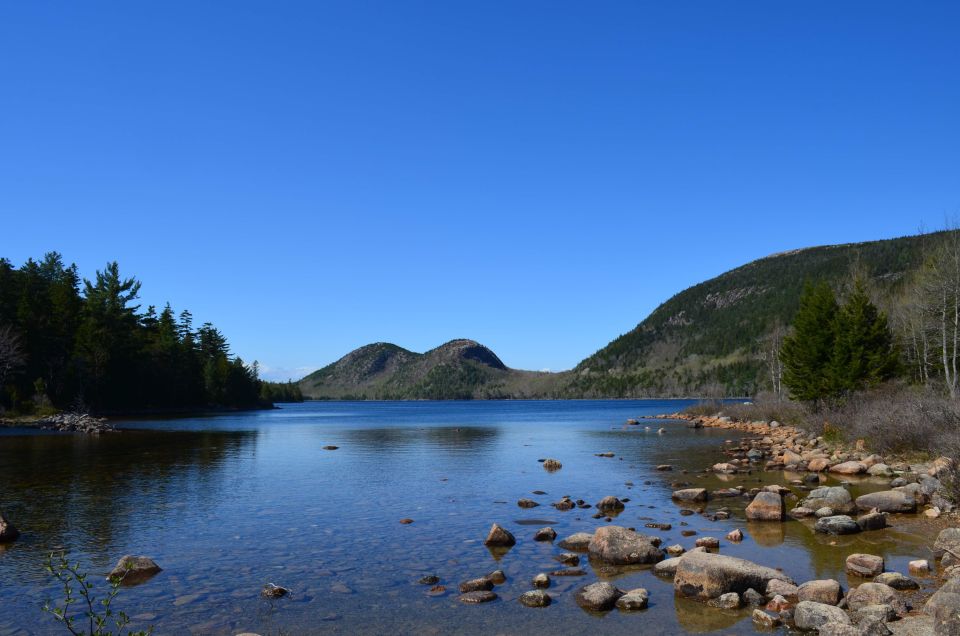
[{"xmin": 0, "ymin": 400, "xmax": 944, "ymax": 635}]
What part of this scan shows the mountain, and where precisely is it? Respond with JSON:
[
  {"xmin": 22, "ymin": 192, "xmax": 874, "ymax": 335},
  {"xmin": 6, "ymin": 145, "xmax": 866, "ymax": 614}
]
[
  {"xmin": 299, "ymin": 232, "xmax": 940, "ymax": 400},
  {"xmin": 298, "ymin": 339, "xmax": 558, "ymax": 400},
  {"xmin": 564, "ymin": 231, "xmax": 936, "ymax": 397}
]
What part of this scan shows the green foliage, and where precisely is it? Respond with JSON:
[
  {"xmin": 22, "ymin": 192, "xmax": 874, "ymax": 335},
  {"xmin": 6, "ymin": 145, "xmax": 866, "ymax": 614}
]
[
  {"xmin": 0, "ymin": 253, "xmax": 268, "ymax": 413},
  {"xmin": 781, "ymin": 279, "xmax": 899, "ymax": 402},
  {"xmin": 42, "ymin": 553, "xmax": 152, "ymax": 636},
  {"xmin": 260, "ymin": 380, "xmax": 304, "ymax": 403},
  {"xmin": 780, "ymin": 281, "xmax": 839, "ymax": 401}
]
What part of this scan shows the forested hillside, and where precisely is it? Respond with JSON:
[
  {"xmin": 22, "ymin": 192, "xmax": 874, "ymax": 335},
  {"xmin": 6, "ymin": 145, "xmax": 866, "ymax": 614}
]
[
  {"xmin": 566, "ymin": 232, "xmax": 937, "ymax": 397},
  {"xmin": 0, "ymin": 253, "xmax": 299, "ymax": 415}
]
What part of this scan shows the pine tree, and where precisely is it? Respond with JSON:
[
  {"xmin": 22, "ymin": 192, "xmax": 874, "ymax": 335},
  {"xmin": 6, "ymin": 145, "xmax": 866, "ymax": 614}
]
[
  {"xmin": 780, "ymin": 281, "xmax": 839, "ymax": 401},
  {"xmin": 830, "ymin": 280, "xmax": 900, "ymax": 393}
]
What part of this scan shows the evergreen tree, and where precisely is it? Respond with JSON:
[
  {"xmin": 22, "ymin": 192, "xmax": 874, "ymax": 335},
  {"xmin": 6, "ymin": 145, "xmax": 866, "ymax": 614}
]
[
  {"xmin": 830, "ymin": 280, "xmax": 900, "ymax": 392},
  {"xmin": 780, "ymin": 281, "xmax": 839, "ymax": 401}
]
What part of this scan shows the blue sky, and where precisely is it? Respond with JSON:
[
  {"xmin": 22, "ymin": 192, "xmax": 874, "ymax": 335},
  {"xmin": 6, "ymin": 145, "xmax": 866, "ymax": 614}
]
[{"xmin": 2, "ymin": 2, "xmax": 958, "ymax": 379}]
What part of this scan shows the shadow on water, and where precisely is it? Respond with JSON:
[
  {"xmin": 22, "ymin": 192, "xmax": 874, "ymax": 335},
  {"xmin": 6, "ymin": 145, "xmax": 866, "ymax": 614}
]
[
  {"xmin": 335, "ymin": 425, "xmax": 501, "ymax": 453},
  {"xmin": 0, "ymin": 429, "xmax": 257, "ymax": 570}
]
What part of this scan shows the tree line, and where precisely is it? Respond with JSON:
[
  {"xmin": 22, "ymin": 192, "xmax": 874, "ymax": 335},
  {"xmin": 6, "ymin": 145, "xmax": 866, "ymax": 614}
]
[
  {"xmin": 0, "ymin": 253, "xmax": 301, "ymax": 415},
  {"xmin": 774, "ymin": 228, "xmax": 960, "ymax": 404}
]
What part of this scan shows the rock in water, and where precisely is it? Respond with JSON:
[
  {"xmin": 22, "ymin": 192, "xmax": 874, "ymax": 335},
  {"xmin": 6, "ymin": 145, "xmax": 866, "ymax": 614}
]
[
  {"xmin": 875, "ymin": 572, "xmax": 920, "ymax": 590},
  {"xmin": 846, "ymin": 553, "xmax": 884, "ymax": 578},
  {"xmin": 483, "ymin": 523, "xmax": 516, "ymax": 547},
  {"xmin": 830, "ymin": 461, "xmax": 867, "ymax": 475},
  {"xmin": 459, "ymin": 591, "xmax": 497, "ymax": 604},
  {"xmin": 673, "ymin": 551, "xmax": 794, "ymax": 600},
  {"xmin": 672, "ymin": 488, "xmax": 709, "ymax": 502},
  {"xmin": 801, "ymin": 487, "xmax": 856, "ymax": 515},
  {"xmin": 107, "ymin": 555, "xmax": 162, "ymax": 586},
  {"xmin": 815, "ymin": 515, "xmax": 861, "ymax": 535},
  {"xmin": 745, "ymin": 492, "xmax": 785, "ymax": 521},
  {"xmin": 459, "ymin": 578, "xmax": 493, "ymax": 593},
  {"xmin": 533, "ymin": 527, "xmax": 556, "ymax": 542},
  {"xmin": 847, "ymin": 582, "xmax": 906, "ymax": 615},
  {"xmin": 798, "ymin": 579, "xmax": 842, "ymax": 605},
  {"xmin": 0, "ymin": 512, "xmax": 20, "ymax": 543},
  {"xmin": 519, "ymin": 590, "xmax": 551, "ymax": 607},
  {"xmin": 557, "ymin": 532, "xmax": 594, "ymax": 551},
  {"xmin": 261, "ymin": 583, "xmax": 289, "ymax": 599},
  {"xmin": 575, "ymin": 582, "xmax": 623, "ymax": 611},
  {"xmin": 855, "ymin": 490, "xmax": 917, "ymax": 513},
  {"xmin": 615, "ymin": 588, "xmax": 649, "ymax": 611},
  {"xmin": 587, "ymin": 525, "xmax": 663, "ymax": 565},
  {"xmin": 517, "ymin": 498, "xmax": 539, "ymax": 508},
  {"xmin": 596, "ymin": 496, "xmax": 625, "ymax": 512},
  {"xmin": 542, "ymin": 459, "xmax": 562, "ymax": 471}
]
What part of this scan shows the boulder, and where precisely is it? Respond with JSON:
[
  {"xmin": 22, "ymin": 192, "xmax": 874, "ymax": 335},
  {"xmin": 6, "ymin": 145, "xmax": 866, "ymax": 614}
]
[
  {"xmin": 752, "ymin": 609, "xmax": 781, "ymax": 629},
  {"xmin": 0, "ymin": 512, "xmax": 20, "ymax": 543},
  {"xmin": 654, "ymin": 557, "xmax": 683, "ymax": 577},
  {"xmin": 848, "ymin": 582, "xmax": 906, "ymax": 615},
  {"xmin": 887, "ymin": 616, "xmax": 935, "ymax": 636},
  {"xmin": 908, "ymin": 560, "xmax": 930, "ymax": 576},
  {"xmin": 517, "ymin": 498, "xmax": 539, "ymax": 508},
  {"xmin": 846, "ymin": 553, "xmax": 884, "ymax": 578},
  {"xmin": 815, "ymin": 515, "xmax": 861, "ymax": 535},
  {"xmin": 557, "ymin": 532, "xmax": 593, "ymax": 551},
  {"xmin": 695, "ymin": 537, "xmax": 720, "ymax": 549},
  {"xmin": 615, "ymin": 588, "xmax": 649, "ymax": 611},
  {"xmin": 766, "ymin": 579, "xmax": 799, "ymax": 600},
  {"xmin": 727, "ymin": 528, "xmax": 744, "ymax": 542},
  {"xmin": 933, "ymin": 528, "xmax": 960, "ymax": 561},
  {"xmin": 575, "ymin": 582, "xmax": 623, "ymax": 611},
  {"xmin": 855, "ymin": 490, "xmax": 917, "ymax": 514},
  {"xmin": 868, "ymin": 463, "xmax": 894, "ymax": 477},
  {"xmin": 797, "ymin": 579, "xmax": 842, "ymax": 605},
  {"xmin": 746, "ymin": 492, "xmax": 786, "ymax": 521},
  {"xmin": 794, "ymin": 601, "xmax": 851, "ymax": 630},
  {"xmin": 483, "ymin": 524, "xmax": 516, "ymax": 547},
  {"xmin": 587, "ymin": 526, "xmax": 663, "ymax": 565},
  {"xmin": 107, "ymin": 556, "xmax": 162, "ymax": 586},
  {"xmin": 802, "ymin": 487, "xmax": 856, "ymax": 515},
  {"xmin": 534, "ymin": 527, "xmax": 556, "ymax": 542},
  {"xmin": 790, "ymin": 506, "xmax": 815, "ymax": 519},
  {"xmin": 596, "ymin": 496, "xmax": 625, "ymax": 512},
  {"xmin": 875, "ymin": 572, "xmax": 920, "ymax": 590},
  {"xmin": 924, "ymin": 577, "xmax": 960, "ymax": 634},
  {"xmin": 808, "ymin": 458, "xmax": 831, "ymax": 472},
  {"xmin": 708, "ymin": 592, "xmax": 741, "ymax": 609},
  {"xmin": 857, "ymin": 511, "xmax": 888, "ymax": 531},
  {"xmin": 673, "ymin": 551, "xmax": 794, "ymax": 601},
  {"xmin": 831, "ymin": 461, "xmax": 867, "ymax": 475},
  {"xmin": 672, "ymin": 488, "xmax": 709, "ymax": 502},
  {"xmin": 854, "ymin": 604, "xmax": 898, "ymax": 624},
  {"xmin": 518, "ymin": 590, "xmax": 551, "ymax": 607}
]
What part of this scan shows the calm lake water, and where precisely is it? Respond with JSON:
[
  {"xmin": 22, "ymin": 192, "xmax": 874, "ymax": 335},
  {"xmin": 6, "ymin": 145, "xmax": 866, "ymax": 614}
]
[{"xmin": 0, "ymin": 400, "xmax": 946, "ymax": 635}]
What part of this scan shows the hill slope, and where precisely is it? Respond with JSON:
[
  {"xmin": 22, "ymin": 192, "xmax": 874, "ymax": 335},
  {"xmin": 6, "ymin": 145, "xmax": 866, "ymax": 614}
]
[
  {"xmin": 299, "ymin": 232, "xmax": 940, "ymax": 400},
  {"xmin": 564, "ymin": 232, "xmax": 936, "ymax": 397},
  {"xmin": 299, "ymin": 339, "xmax": 559, "ymax": 400}
]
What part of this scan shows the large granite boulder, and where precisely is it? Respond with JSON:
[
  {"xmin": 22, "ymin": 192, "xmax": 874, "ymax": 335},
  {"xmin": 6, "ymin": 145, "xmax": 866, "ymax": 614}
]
[
  {"xmin": 797, "ymin": 579, "xmax": 842, "ymax": 605},
  {"xmin": 587, "ymin": 526, "xmax": 662, "ymax": 565},
  {"xmin": 107, "ymin": 555, "xmax": 162, "ymax": 586},
  {"xmin": 925, "ymin": 577, "xmax": 960, "ymax": 634},
  {"xmin": 483, "ymin": 523, "xmax": 516, "ymax": 547},
  {"xmin": 848, "ymin": 582, "xmax": 907, "ymax": 616},
  {"xmin": 575, "ymin": 582, "xmax": 623, "ymax": 611},
  {"xmin": 855, "ymin": 490, "xmax": 917, "ymax": 514},
  {"xmin": 673, "ymin": 551, "xmax": 793, "ymax": 601},
  {"xmin": 745, "ymin": 491, "xmax": 785, "ymax": 521},
  {"xmin": 815, "ymin": 515, "xmax": 861, "ymax": 535},
  {"xmin": 801, "ymin": 487, "xmax": 856, "ymax": 515},
  {"xmin": 794, "ymin": 601, "xmax": 851, "ymax": 630}
]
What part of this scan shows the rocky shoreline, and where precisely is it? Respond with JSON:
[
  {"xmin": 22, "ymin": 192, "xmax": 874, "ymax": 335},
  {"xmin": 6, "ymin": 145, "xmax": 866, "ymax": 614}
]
[
  {"xmin": 644, "ymin": 411, "xmax": 960, "ymax": 635},
  {"xmin": 0, "ymin": 412, "xmax": 114, "ymax": 433}
]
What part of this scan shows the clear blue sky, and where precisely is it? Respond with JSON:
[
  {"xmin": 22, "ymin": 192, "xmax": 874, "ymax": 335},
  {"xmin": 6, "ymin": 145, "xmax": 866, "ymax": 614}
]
[{"xmin": 2, "ymin": 2, "xmax": 958, "ymax": 380}]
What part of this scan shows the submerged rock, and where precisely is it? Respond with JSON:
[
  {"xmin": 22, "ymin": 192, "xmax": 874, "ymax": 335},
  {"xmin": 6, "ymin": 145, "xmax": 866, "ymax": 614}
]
[
  {"xmin": 459, "ymin": 591, "xmax": 497, "ymax": 604},
  {"xmin": 672, "ymin": 488, "xmax": 709, "ymax": 502},
  {"xmin": 596, "ymin": 496, "xmax": 625, "ymax": 512},
  {"xmin": 261, "ymin": 583, "xmax": 289, "ymax": 599},
  {"xmin": 542, "ymin": 459, "xmax": 562, "ymax": 471},
  {"xmin": 519, "ymin": 590, "xmax": 551, "ymax": 607}
]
